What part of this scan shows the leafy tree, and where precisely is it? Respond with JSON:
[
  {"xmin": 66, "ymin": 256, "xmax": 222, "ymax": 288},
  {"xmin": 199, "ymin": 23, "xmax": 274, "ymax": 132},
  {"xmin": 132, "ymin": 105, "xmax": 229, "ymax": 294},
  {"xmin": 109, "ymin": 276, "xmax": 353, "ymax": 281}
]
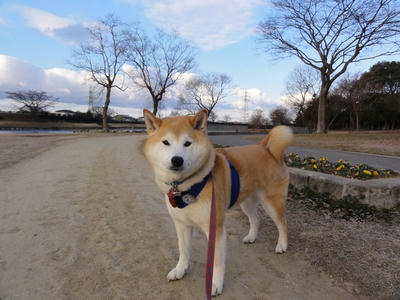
[
  {"xmin": 360, "ymin": 61, "xmax": 400, "ymax": 96},
  {"xmin": 358, "ymin": 61, "xmax": 400, "ymax": 129},
  {"xmin": 269, "ymin": 106, "xmax": 292, "ymax": 126},
  {"xmin": 5, "ymin": 90, "xmax": 57, "ymax": 119},
  {"xmin": 258, "ymin": 0, "xmax": 400, "ymax": 133}
]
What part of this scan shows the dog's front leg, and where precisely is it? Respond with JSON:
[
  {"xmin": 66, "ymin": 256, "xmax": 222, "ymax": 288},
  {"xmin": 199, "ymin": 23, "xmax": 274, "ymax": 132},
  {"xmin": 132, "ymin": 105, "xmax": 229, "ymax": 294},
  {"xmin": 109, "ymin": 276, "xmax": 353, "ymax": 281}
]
[
  {"xmin": 211, "ymin": 226, "xmax": 226, "ymax": 296},
  {"xmin": 168, "ymin": 220, "xmax": 193, "ymax": 281}
]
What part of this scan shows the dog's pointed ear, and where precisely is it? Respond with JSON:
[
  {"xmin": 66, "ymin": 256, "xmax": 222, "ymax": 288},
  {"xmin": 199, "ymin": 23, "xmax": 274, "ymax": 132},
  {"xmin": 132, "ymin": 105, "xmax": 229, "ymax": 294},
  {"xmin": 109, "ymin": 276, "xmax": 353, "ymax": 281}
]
[
  {"xmin": 192, "ymin": 109, "xmax": 208, "ymax": 132},
  {"xmin": 143, "ymin": 109, "xmax": 161, "ymax": 135}
]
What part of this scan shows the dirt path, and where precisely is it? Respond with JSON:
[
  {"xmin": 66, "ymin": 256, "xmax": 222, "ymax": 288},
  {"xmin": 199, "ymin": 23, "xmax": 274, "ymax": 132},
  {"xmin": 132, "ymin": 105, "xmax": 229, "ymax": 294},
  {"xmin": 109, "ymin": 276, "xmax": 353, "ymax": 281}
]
[{"xmin": 0, "ymin": 135, "xmax": 364, "ymax": 299}]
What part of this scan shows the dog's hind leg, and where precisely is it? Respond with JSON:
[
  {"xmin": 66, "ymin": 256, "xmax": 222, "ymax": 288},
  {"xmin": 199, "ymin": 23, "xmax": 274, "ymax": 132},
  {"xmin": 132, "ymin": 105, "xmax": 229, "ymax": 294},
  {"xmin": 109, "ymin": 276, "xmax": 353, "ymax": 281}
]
[
  {"xmin": 167, "ymin": 220, "xmax": 193, "ymax": 281},
  {"xmin": 259, "ymin": 188, "xmax": 288, "ymax": 254},
  {"xmin": 240, "ymin": 195, "xmax": 260, "ymax": 244}
]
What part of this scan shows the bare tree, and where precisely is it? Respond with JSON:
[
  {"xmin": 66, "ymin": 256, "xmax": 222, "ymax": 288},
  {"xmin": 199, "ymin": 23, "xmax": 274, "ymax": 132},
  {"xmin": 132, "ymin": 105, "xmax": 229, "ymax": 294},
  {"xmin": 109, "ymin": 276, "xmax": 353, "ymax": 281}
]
[
  {"xmin": 334, "ymin": 74, "xmax": 364, "ymax": 130},
  {"xmin": 6, "ymin": 90, "xmax": 56, "ymax": 119},
  {"xmin": 179, "ymin": 73, "xmax": 232, "ymax": 117},
  {"xmin": 258, "ymin": 0, "xmax": 400, "ymax": 133},
  {"xmin": 285, "ymin": 65, "xmax": 320, "ymax": 125},
  {"xmin": 222, "ymin": 114, "xmax": 232, "ymax": 123},
  {"xmin": 168, "ymin": 110, "xmax": 182, "ymax": 117},
  {"xmin": 269, "ymin": 106, "xmax": 292, "ymax": 126},
  {"xmin": 126, "ymin": 29, "xmax": 196, "ymax": 116},
  {"xmin": 70, "ymin": 14, "xmax": 131, "ymax": 132},
  {"xmin": 249, "ymin": 108, "xmax": 268, "ymax": 128},
  {"xmin": 209, "ymin": 110, "xmax": 218, "ymax": 122}
]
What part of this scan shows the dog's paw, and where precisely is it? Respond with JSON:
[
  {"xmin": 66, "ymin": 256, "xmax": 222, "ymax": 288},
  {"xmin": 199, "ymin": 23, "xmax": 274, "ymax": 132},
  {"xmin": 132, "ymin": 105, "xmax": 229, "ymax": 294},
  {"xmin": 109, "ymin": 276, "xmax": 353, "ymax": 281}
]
[
  {"xmin": 167, "ymin": 266, "xmax": 187, "ymax": 281},
  {"xmin": 211, "ymin": 281, "xmax": 224, "ymax": 296},
  {"xmin": 242, "ymin": 234, "xmax": 256, "ymax": 244},
  {"xmin": 275, "ymin": 242, "xmax": 287, "ymax": 254}
]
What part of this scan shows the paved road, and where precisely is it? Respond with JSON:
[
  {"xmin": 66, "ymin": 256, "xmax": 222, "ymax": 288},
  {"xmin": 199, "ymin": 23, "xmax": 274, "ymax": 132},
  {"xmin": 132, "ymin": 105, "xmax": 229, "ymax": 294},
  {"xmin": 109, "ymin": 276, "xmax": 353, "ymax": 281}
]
[{"xmin": 210, "ymin": 134, "xmax": 400, "ymax": 171}]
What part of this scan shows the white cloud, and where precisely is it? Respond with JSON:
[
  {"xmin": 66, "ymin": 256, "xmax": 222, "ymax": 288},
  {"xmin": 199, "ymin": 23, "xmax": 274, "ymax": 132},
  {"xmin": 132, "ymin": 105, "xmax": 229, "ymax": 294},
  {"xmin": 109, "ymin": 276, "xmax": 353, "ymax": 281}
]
[
  {"xmin": 232, "ymin": 87, "xmax": 286, "ymax": 112},
  {"xmin": 15, "ymin": 5, "xmax": 74, "ymax": 33},
  {"xmin": 0, "ymin": 55, "xmax": 147, "ymax": 116},
  {"xmin": 0, "ymin": 55, "xmax": 286, "ymax": 121},
  {"xmin": 13, "ymin": 5, "xmax": 88, "ymax": 44},
  {"xmin": 129, "ymin": 0, "xmax": 261, "ymax": 50}
]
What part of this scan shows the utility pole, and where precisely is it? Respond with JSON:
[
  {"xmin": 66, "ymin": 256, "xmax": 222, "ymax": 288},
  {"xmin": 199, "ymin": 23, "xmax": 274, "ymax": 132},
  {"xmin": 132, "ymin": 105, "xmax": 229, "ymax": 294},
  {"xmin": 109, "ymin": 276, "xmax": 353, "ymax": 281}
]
[{"xmin": 241, "ymin": 89, "xmax": 249, "ymax": 123}]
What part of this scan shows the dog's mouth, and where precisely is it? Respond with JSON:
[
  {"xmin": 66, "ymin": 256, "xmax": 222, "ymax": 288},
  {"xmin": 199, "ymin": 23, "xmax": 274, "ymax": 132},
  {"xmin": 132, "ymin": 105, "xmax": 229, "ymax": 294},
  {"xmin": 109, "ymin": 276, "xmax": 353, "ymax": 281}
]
[{"xmin": 169, "ymin": 166, "xmax": 183, "ymax": 172}]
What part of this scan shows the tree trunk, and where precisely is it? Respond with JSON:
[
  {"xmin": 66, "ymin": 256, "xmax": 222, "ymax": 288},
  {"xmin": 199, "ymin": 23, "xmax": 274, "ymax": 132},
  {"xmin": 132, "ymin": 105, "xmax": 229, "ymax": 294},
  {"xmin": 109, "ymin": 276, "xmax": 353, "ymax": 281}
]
[
  {"xmin": 317, "ymin": 84, "xmax": 329, "ymax": 133},
  {"xmin": 152, "ymin": 97, "xmax": 159, "ymax": 116},
  {"xmin": 355, "ymin": 111, "xmax": 360, "ymax": 131},
  {"xmin": 102, "ymin": 86, "xmax": 111, "ymax": 133}
]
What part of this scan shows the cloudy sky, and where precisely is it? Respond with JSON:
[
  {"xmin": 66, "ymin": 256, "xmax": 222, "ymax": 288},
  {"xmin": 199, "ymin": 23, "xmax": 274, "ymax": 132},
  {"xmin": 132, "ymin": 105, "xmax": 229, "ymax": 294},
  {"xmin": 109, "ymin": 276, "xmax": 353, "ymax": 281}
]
[{"xmin": 0, "ymin": 0, "xmax": 398, "ymax": 121}]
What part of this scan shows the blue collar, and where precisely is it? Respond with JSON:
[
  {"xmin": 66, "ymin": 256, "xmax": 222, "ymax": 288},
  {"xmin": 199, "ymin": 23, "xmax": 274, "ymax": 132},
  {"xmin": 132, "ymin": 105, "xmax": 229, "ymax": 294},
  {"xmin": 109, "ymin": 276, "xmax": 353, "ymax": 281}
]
[
  {"xmin": 168, "ymin": 172, "xmax": 211, "ymax": 209},
  {"xmin": 167, "ymin": 160, "xmax": 240, "ymax": 209}
]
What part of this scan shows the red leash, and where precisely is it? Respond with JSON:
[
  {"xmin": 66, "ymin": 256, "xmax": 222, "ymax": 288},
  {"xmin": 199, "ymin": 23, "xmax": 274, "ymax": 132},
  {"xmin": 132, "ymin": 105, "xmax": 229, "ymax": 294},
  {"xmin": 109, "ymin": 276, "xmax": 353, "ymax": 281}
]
[{"xmin": 206, "ymin": 169, "xmax": 216, "ymax": 299}]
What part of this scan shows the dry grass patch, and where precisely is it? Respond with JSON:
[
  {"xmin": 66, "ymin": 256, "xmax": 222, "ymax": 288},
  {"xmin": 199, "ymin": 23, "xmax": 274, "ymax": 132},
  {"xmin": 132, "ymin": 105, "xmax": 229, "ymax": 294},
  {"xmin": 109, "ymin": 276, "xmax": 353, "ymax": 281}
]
[
  {"xmin": 247, "ymin": 130, "xmax": 400, "ymax": 156},
  {"xmin": 293, "ymin": 131, "xmax": 400, "ymax": 156}
]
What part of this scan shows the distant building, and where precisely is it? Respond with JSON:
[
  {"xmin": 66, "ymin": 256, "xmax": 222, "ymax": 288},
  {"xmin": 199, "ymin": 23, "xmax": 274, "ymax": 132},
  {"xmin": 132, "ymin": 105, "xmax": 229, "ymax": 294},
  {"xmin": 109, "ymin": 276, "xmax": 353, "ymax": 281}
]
[{"xmin": 55, "ymin": 110, "xmax": 76, "ymax": 117}]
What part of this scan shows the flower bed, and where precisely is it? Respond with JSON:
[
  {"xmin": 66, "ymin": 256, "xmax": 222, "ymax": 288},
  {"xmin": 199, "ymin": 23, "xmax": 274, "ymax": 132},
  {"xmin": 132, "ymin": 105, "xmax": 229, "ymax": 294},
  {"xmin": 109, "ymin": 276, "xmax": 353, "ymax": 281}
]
[{"xmin": 285, "ymin": 152, "xmax": 398, "ymax": 180}]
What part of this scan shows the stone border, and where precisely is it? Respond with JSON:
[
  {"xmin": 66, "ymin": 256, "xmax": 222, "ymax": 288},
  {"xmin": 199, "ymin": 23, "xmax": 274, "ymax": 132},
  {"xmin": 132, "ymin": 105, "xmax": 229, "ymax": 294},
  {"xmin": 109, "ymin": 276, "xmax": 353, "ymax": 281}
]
[{"xmin": 289, "ymin": 167, "xmax": 400, "ymax": 209}]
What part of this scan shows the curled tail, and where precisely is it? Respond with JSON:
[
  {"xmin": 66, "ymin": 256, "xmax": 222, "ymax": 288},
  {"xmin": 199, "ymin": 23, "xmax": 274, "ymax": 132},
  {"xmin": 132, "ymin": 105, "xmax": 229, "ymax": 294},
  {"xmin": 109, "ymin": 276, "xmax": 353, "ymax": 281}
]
[{"xmin": 260, "ymin": 126, "xmax": 293, "ymax": 162}]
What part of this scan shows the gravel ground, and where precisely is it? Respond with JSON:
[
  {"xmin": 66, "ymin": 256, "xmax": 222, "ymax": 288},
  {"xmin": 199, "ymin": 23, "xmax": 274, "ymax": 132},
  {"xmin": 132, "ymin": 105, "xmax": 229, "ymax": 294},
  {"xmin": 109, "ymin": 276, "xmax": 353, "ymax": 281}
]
[
  {"xmin": 284, "ymin": 193, "xmax": 400, "ymax": 300},
  {"xmin": 0, "ymin": 133, "xmax": 399, "ymax": 299}
]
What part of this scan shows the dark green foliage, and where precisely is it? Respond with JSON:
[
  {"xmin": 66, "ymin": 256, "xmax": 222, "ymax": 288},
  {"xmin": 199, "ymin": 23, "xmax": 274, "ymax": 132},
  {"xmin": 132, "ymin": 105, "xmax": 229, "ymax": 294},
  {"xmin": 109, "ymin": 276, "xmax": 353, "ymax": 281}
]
[{"xmin": 288, "ymin": 184, "xmax": 399, "ymax": 223}]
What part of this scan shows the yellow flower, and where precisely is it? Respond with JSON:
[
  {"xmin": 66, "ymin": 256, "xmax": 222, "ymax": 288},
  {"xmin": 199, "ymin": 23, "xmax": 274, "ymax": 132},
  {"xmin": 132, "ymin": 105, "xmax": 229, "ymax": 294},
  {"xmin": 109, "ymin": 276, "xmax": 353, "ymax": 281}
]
[
  {"xmin": 289, "ymin": 152, "xmax": 293, "ymax": 156},
  {"xmin": 336, "ymin": 165, "xmax": 344, "ymax": 171},
  {"xmin": 311, "ymin": 159, "xmax": 316, "ymax": 163},
  {"xmin": 338, "ymin": 159, "xmax": 342, "ymax": 163},
  {"xmin": 355, "ymin": 172, "xmax": 359, "ymax": 176},
  {"xmin": 313, "ymin": 164, "xmax": 317, "ymax": 169},
  {"xmin": 373, "ymin": 171, "xmax": 379, "ymax": 176},
  {"xmin": 295, "ymin": 154, "xmax": 299, "ymax": 158},
  {"xmin": 344, "ymin": 161, "xmax": 348, "ymax": 165},
  {"xmin": 363, "ymin": 170, "xmax": 372, "ymax": 175}
]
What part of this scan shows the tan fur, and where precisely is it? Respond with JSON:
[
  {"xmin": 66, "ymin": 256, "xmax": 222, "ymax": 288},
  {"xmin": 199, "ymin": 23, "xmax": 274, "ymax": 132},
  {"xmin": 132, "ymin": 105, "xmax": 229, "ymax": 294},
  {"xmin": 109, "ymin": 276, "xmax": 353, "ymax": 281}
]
[{"xmin": 143, "ymin": 110, "xmax": 293, "ymax": 296}]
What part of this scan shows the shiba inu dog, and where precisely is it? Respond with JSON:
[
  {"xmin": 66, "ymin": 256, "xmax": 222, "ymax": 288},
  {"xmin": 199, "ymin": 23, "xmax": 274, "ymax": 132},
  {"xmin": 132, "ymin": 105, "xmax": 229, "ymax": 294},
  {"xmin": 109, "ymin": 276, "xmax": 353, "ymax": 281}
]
[{"xmin": 143, "ymin": 109, "xmax": 293, "ymax": 296}]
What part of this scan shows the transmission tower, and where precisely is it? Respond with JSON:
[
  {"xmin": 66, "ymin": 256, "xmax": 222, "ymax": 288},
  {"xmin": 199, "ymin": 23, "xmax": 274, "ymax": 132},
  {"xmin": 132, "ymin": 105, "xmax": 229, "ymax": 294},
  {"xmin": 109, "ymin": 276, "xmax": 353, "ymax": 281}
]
[
  {"xmin": 241, "ymin": 89, "xmax": 249, "ymax": 123},
  {"xmin": 88, "ymin": 86, "xmax": 94, "ymax": 113}
]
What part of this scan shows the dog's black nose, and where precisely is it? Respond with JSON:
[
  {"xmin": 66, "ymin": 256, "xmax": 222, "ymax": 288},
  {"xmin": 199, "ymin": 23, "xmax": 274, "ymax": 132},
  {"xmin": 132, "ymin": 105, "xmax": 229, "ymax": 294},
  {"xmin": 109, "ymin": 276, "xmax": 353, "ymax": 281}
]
[{"xmin": 171, "ymin": 156, "xmax": 184, "ymax": 168}]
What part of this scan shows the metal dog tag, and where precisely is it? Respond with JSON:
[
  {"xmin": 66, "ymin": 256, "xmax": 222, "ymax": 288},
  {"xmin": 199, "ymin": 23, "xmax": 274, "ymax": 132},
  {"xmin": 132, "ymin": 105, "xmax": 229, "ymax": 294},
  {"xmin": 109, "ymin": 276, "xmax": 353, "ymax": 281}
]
[{"xmin": 182, "ymin": 194, "xmax": 196, "ymax": 205}]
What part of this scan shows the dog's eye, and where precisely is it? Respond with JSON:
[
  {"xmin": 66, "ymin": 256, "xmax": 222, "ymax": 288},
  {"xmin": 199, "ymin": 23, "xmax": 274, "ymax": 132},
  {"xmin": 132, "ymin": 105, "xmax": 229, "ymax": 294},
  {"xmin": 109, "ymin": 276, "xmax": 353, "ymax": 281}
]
[
  {"xmin": 184, "ymin": 141, "xmax": 192, "ymax": 147},
  {"xmin": 162, "ymin": 140, "xmax": 170, "ymax": 146}
]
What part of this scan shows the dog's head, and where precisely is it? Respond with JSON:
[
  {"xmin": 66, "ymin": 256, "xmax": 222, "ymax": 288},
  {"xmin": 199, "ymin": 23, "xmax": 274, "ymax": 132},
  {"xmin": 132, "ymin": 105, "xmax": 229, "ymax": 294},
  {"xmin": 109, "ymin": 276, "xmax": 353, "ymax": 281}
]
[{"xmin": 143, "ymin": 109, "xmax": 214, "ymax": 183}]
